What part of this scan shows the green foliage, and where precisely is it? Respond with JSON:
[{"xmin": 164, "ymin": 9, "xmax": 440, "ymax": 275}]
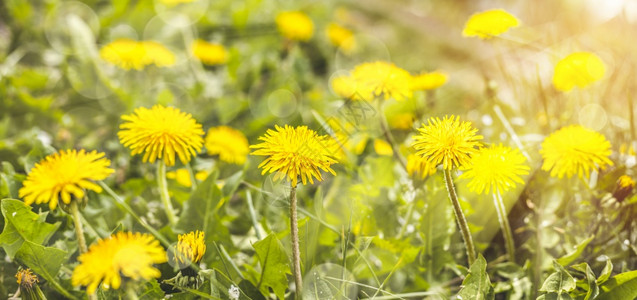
[
  {"xmin": 458, "ymin": 254, "xmax": 494, "ymax": 300},
  {"xmin": 251, "ymin": 234, "xmax": 291, "ymax": 300},
  {"xmin": 0, "ymin": 199, "xmax": 60, "ymax": 259}
]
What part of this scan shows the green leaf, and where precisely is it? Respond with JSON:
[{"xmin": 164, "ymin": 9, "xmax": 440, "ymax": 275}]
[
  {"xmin": 597, "ymin": 270, "xmax": 637, "ymax": 300},
  {"xmin": 0, "ymin": 199, "xmax": 60, "ymax": 258},
  {"xmin": 253, "ymin": 233, "xmax": 291, "ymax": 300},
  {"xmin": 457, "ymin": 254, "xmax": 494, "ymax": 300},
  {"xmin": 539, "ymin": 261, "xmax": 576, "ymax": 294},
  {"xmin": 139, "ymin": 280, "xmax": 165, "ymax": 300},
  {"xmin": 596, "ymin": 258, "xmax": 613, "ymax": 285},
  {"xmin": 571, "ymin": 263, "xmax": 598, "ymax": 300},
  {"xmin": 556, "ymin": 236, "xmax": 594, "ymax": 266},
  {"xmin": 15, "ymin": 240, "xmax": 73, "ymax": 299}
]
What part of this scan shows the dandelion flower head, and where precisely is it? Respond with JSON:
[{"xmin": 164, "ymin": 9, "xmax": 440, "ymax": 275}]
[
  {"xmin": 19, "ymin": 149, "xmax": 114, "ymax": 210},
  {"xmin": 326, "ymin": 23, "xmax": 355, "ymax": 52},
  {"xmin": 412, "ymin": 115, "xmax": 483, "ymax": 170},
  {"xmin": 351, "ymin": 61, "xmax": 413, "ymax": 101},
  {"xmin": 191, "ymin": 40, "xmax": 228, "ymax": 66},
  {"xmin": 406, "ymin": 154, "xmax": 437, "ymax": 179},
  {"xmin": 276, "ymin": 11, "xmax": 314, "ymax": 41},
  {"xmin": 462, "ymin": 9, "xmax": 520, "ymax": 39},
  {"xmin": 16, "ymin": 268, "xmax": 39, "ymax": 288},
  {"xmin": 173, "ymin": 230, "xmax": 206, "ymax": 268},
  {"xmin": 72, "ymin": 232, "xmax": 167, "ymax": 294},
  {"xmin": 459, "ymin": 144, "xmax": 529, "ymax": 194},
  {"xmin": 331, "ymin": 75, "xmax": 365, "ymax": 100},
  {"xmin": 251, "ymin": 125, "xmax": 337, "ymax": 186},
  {"xmin": 540, "ymin": 125, "xmax": 613, "ymax": 179},
  {"xmin": 552, "ymin": 52, "xmax": 606, "ymax": 92},
  {"xmin": 205, "ymin": 126, "xmax": 249, "ymax": 164},
  {"xmin": 613, "ymin": 175, "xmax": 635, "ymax": 202},
  {"xmin": 118, "ymin": 105, "xmax": 204, "ymax": 166},
  {"xmin": 158, "ymin": 0, "xmax": 196, "ymax": 6},
  {"xmin": 410, "ymin": 71, "xmax": 448, "ymax": 91},
  {"xmin": 100, "ymin": 39, "xmax": 175, "ymax": 70}
]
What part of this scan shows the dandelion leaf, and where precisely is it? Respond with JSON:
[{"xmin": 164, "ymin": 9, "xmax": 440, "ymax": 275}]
[
  {"xmin": 457, "ymin": 254, "xmax": 494, "ymax": 300},
  {"xmin": 253, "ymin": 233, "xmax": 291, "ymax": 300},
  {"xmin": 0, "ymin": 199, "xmax": 60, "ymax": 259}
]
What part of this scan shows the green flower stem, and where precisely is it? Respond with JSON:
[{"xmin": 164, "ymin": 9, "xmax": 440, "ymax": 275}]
[
  {"xmin": 125, "ymin": 284, "xmax": 139, "ymax": 300},
  {"xmin": 157, "ymin": 160, "xmax": 177, "ymax": 226},
  {"xmin": 376, "ymin": 101, "xmax": 408, "ymax": 171},
  {"xmin": 70, "ymin": 200, "xmax": 88, "ymax": 254},
  {"xmin": 289, "ymin": 185, "xmax": 303, "ymax": 298},
  {"xmin": 98, "ymin": 181, "xmax": 171, "ymax": 247},
  {"xmin": 493, "ymin": 191, "xmax": 516, "ymax": 262},
  {"xmin": 443, "ymin": 168, "xmax": 476, "ymax": 266}
]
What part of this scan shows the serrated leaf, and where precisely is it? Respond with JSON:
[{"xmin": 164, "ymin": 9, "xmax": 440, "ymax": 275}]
[
  {"xmin": 15, "ymin": 240, "xmax": 73, "ymax": 299},
  {"xmin": 596, "ymin": 270, "xmax": 637, "ymax": 300},
  {"xmin": 0, "ymin": 199, "xmax": 60, "ymax": 258},
  {"xmin": 556, "ymin": 236, "xmax": 594, "ymax": 266},
  {"xmin": 457, "ymin": 254, "xmax": 494, "ymax": 300},
  {"xmin": 139, "ymin": 280, "xmax": 165, "ymax": 300},
  {"xmin": 253, "ymin": 234, "xmax": 291, "ymax": 300},
  {"xmin": 539, "ymin": 261, "xmax": 576, "ymax": 294}
]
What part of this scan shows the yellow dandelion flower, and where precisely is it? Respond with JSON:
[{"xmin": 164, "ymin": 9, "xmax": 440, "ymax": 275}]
[
  {"xmin": 167, "ymin": 169, "xmax": 209, "ymax": 187},
  {"xmin": 173, "ymin": 230, "xmax": 206, "ymax": 268},
  {"xmin": 389, "ymin": 112, "xmax": 415, "ymax": 130},
  {"xmin": 205, "ymin": 126, "xmax": 249, "ymax": 164},
  {"xmin": 18, "ymin": 149, "xmax": 114, "ymax": 210},
  {"xmin": 406, "ymin": 154, "xmax": 437, "ymax": 179},
  {"xmin": 613, "ymin": 175, "xmax": 635, "ymax": 202},
  {"xmin": 351, "ymin": 61, "xmax": 413, "ymax": 101},
  {"xmin": 326, "ymin": 23, "xmax": 355, "ymax": 52},
  {"xmin": 410, "ymin": 71, "xmax": 448, "ymax": 91},
  {"xmin": 331, "ymin": 75, "xmax": 367, "ymax": 100},
  {"xmin": 15, "ymin": 268, "xmax": 45, "ymax": 300},
  {"xmin": 462, "ymin": 9, "xmax": 520, "ymax": 39},
  {"xmin": 191, "ymin": 39, "xmax": 228, "ymax": 66},
  {"xmin": 72, "ymin": 232, "xmax": 167, "ymax": 294},
  {"xmin": 118, "ymin": 105, "xmax": 204, "ymax": 167},
  {"xmin": 552, "ymin": 52, "xmax": 606, "ymax": 92},
  {"xmin": 412, "ymin": 115, "xmax": 483, "ymax": 170},
  {"xmin": 251, "ymin": 125, "xmax": 337, "ymax": 186},
  {"xmin": 100, "ymin": 39, "xmax": 175, "ymax": 70},
  {"xmin": 459, "ymin": 144, "xmax": 529, "ymax": 194},
  {"xmin": 276, "ymin": 11, "xmax": 314, "ymax": 41},
  {"xmin": 540, "ymin": 125, "xmax": 613, "ymax": 179},
  {"xmin": 373, "ymin": 139, "xmax": 393, "ymax": 156}
]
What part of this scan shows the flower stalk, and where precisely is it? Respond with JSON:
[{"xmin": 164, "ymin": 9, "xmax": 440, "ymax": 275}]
[
  {"xmin": 443, "ymin": 168, "xmax": 476, "ymax": 265},
  {"xmin": 493, "ymin": 191, "xmax": 516, "ymax": 262},
  {"xmin": 158, "ymin": 160, "xmax": 177, "ymax": 226},
  {"xmin": 289, "ymin": 185, "xmax": 303, "ymax": 298},
  {"xmin": 70, "ymin": 200, "xmax": 88, "ymax": 254}
]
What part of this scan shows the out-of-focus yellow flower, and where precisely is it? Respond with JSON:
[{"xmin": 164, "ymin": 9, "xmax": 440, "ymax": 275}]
[
  {"xmin": 173, "ymin": 230, "xmax": 206, "ymax": 268},
  {"xmin": 351, "ymin": 61, "xmax": 413, "ymax": 101},
  {"xmin": 158, "ymin": 0, "xmax": 195, "ymax": 6},
  {"xmin": 205, "ymin": 126, "xmax": 249, "ymax": 164},
  {"xmin": 166, "ymin": 169, "xmax": 208, "ymax": 187},
  {"xmin": 389, "ymin": 112, "xmax": 415, "ymax": 130},
  {"xmin": 251, "ymin": 125, "xmax": 337, "ymax": 186},
  {"xmin": 118, "ymin": 105, "xmax": 204, "ymax": 166},
  {"xmin": 613, "ymin": 175, "xmax": 635, "ymax": 202},
  {"xmin": 412, "ymin": 115, "xmax": 483, "ymax": 170},
  {"xmin": 276, "ymin": 11, "xmax": 314, "ymax": 41},
  {"xmin": 72, "ymin": 232, "xmax": 167, "ymax": 294},
  {"xmin": 459, "ymin": 144, "xmax": 529, "ymax": 195},
  {"xmin": 19, "ymin": 149, "xmax": 114, "ymax": 210},
  {"xmin": 462, "ymin": 9, "xmax": 519, "ymax": 39},
  {"xmin": 552, "ymin": 52, "xmax": 606, "ymax": 92},
  {"xmin": 406, "ymin": 154, "xmax": 437, "ymax": 179},
  {"xmin": 410, "ymin": 71, "xmax": 448, "ymax": 91},
  {"xmin": 540, "ymin": 125, "xmax": 613, "ymax": 179},
  {"xmin": 100, "ymin": 39, "xmax": 175, "ymax": 70},
  {"xmin": 326, "ymin": 23, "xmax": 355, "ymax": 52},
  {"xmin": 331, "ymin": 75, "xmax": 365, "ymax": 100},
  {"xmin": 191, "ymin": 40, "xmax": 228, "ymax": 65},
  {"xmin": 373, "ymin": 139, "xmax": 393, "ymax": 156}
]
